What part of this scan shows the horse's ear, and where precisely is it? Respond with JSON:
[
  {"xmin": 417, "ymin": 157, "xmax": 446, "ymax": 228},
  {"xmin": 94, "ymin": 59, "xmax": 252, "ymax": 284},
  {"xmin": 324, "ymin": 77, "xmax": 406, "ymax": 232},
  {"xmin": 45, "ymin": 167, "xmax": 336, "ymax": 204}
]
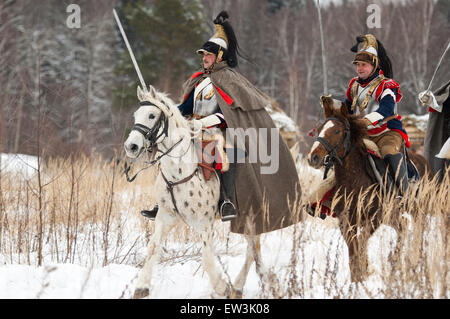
[
  {"xmin": 320, "ymin": 95, "xmax": 334, "ymax": 118},
  {"xmin": 149, "ymin": 85, "xmax": 157, "ymax": 98},
  {"xmin": 340, "ymin": 101, "xmax": 349, "ymax": 118},
  {"xmin": 137, "ymin": 86, "xmax": 145, "ymax": 102}
]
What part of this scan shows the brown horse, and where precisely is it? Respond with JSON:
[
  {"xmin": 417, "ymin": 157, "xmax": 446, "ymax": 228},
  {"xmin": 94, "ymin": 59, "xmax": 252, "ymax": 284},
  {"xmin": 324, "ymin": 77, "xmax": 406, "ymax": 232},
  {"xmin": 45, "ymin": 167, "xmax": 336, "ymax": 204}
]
[{"xmin": 306, "ymin": 96, "xmax": 430, "ymax": 282}]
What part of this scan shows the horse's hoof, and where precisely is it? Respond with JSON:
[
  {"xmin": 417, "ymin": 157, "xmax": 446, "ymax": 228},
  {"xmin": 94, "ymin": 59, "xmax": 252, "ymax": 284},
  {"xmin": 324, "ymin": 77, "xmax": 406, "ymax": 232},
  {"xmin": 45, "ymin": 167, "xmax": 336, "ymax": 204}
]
[
  {"xmin": 225, "ymin": 284, "xmax": 243, "ymax": 299},
  {"xmin": 133, "ymin": 288, "xmax": 150, "ymax": 299},
  {"xmin": 228, "ymin": 289, "xmax": 243, "ymax": 299}
]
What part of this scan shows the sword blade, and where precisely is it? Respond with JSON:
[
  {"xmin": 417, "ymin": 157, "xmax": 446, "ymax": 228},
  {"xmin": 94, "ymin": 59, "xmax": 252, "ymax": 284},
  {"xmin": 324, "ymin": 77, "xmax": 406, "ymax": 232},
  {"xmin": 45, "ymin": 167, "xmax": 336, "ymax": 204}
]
[
  {"xmin": 113, "ymin": 9, "xmax": 148, "ymax": 93},
  {"xmin": 427, "ymin": 41, "xmax": 450, "ymax": 92}
]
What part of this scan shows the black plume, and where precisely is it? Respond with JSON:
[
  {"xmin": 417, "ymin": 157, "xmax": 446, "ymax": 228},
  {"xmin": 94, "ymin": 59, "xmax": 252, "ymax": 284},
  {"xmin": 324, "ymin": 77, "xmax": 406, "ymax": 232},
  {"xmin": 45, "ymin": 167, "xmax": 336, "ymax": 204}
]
[
  {"xmin": 376, "ymin": 40, "xmax": 393, "ymax": 78},
  {"xmin": 213, "ymin": 11, "xmax": 243, "ymax": 68},
  {"xmin": 214, "ymin": 11, "xmax": 229, "ymax": 24},
  {"xmin": 350, "ymin": 35, "xmax": 364, "ymax": 53}
]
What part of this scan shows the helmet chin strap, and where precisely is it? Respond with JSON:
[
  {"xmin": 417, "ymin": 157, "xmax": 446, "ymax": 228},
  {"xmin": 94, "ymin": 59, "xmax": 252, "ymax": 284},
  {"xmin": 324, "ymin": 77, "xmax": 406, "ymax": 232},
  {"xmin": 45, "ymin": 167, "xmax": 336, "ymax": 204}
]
[
  {"xmin": 203, "ymin": 48, "xmax": 223, "ymax": 74},
  {"xmin": 216, "ymin": 46, "xmax": 223, "ymax": 63},
  {"xmin": 368, "ymin": 59, "xmax": 379, "ymax": 78}
]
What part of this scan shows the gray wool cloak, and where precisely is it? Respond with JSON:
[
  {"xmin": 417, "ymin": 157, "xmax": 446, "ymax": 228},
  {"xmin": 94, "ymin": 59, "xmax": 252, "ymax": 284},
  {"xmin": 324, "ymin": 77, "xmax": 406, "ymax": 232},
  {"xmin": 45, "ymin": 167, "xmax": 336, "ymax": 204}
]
[
  {"xmin": 181, "ymin": 62, "xmax": 301, "ymax": 235},
  {"xmin": 423, "ymin": 79, "xmax": 450, "ymax": 181}
]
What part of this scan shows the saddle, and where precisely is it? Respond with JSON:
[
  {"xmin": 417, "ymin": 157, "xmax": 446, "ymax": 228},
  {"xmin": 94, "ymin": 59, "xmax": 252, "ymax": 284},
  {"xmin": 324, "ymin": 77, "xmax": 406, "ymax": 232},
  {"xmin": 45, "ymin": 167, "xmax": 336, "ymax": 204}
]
[
  {"xmin": 195, "ymin": 132, "xmax": 229, "ymax": 181},
  {"xmin": 363, "ymin": 139, "xmax": 419, "ymax": 185}
]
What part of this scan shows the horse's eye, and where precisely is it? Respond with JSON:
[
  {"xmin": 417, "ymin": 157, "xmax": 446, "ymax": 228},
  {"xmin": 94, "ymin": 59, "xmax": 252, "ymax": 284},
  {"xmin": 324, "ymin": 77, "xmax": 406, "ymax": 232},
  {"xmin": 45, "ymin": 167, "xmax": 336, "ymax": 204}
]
[
  {"xmin": 335, "ymin": 129, "xmax": 340, "ymax": 134},
  {"xmin": 149, "ymin": 114, "xmax": 155, "ymax": 120}
]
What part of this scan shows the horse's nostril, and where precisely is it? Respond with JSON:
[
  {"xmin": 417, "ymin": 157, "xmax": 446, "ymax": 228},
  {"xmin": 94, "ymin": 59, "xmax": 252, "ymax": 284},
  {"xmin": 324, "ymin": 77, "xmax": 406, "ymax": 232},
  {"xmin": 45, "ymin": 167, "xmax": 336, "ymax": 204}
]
[{"xmin": 130, "ymin": 144, "xmax": 138, "ymax": 153}]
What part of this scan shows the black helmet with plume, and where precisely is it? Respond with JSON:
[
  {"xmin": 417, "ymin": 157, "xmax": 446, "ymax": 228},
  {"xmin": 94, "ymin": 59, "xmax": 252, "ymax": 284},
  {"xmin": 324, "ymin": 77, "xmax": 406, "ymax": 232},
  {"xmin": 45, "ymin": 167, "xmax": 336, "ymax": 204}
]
[{"xmin": 196, "ymin": 11, "xmax": 241, "ymax": 68}]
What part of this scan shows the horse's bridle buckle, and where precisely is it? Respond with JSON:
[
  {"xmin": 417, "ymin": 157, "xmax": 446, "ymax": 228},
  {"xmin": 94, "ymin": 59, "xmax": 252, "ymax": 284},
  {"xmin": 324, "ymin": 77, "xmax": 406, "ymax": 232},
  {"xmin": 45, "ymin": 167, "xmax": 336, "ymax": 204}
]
[{"xmin": 323, "ymin": 154, "xmax": 331, "ymax": 166}]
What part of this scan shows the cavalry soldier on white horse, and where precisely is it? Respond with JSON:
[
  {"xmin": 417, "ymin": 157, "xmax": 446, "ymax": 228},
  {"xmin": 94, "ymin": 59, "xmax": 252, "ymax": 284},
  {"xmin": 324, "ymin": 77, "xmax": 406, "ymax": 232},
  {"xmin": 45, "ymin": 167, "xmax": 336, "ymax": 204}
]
[
  {"xmin": 123, "ymin": 11, "xmax": 301, "ymax": 298},
  {"xmin": 142, "ymin": 11, "xmax": 300, "ymax": 236}
]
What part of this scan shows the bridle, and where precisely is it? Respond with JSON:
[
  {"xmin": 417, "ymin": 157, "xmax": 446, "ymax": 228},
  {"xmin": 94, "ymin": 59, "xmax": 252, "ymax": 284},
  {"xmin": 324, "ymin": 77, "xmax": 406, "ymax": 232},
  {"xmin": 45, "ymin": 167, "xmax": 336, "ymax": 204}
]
[
  {"xmin": 131, "ymin": 101, "xmax": 169, "ymax": 150},
  {"xmin": 125, "ymin": 100, "xmax": 201, "ymax": 222},
  {"xmin": 315, "ymin": 116, "xmax": 353, "ymax": 180},
  {"xmin": 124, "ymin": 101, "xmax": 184, "ymax": 182}
]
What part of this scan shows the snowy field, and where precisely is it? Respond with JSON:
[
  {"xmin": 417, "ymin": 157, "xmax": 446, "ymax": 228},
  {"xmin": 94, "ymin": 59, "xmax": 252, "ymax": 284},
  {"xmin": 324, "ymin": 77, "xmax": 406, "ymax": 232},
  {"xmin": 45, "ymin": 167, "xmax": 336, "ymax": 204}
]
[
  {"xmin": 0, "ymin": 153, "xmax": 446, "ymax": 299},
  {"xmin": 0, "ymin": 219, "xmax": 396, "ymax": 299}
]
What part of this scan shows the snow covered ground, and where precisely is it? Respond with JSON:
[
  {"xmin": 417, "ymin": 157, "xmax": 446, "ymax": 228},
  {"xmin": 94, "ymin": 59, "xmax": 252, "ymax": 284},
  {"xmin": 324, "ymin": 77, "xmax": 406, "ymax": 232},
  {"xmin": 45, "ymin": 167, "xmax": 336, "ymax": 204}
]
[
  {"xmin": 0, "ymin": 153, "xmax": 445, "ymax": 299},
  {"xmin": 1, "ymin": 153, "xmax": 38, "ymax": 179},
  {"xmin": 0, "ymin": 218, "xmax": 398, "ymax": 299}
]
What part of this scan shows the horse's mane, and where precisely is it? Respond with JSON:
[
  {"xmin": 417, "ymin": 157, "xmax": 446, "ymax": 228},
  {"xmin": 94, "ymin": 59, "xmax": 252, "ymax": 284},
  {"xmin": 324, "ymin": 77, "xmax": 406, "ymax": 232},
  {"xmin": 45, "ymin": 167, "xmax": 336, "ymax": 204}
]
[
  {"xmin": 140, "ymin": 88, "xmax": 190, "ymax": 130},
  {"xmin": 328, "ymin": 107, "xmax": 368, "ymax": 155}
]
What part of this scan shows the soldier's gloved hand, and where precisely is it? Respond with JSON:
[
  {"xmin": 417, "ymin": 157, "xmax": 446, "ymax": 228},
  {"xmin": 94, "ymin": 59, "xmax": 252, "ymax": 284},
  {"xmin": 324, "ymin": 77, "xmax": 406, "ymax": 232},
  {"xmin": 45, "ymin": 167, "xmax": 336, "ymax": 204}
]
[
  {"xmin": 188, "ymin": 118, "xmax": 203, "ymax": 134},
  {"xmin": 418, "ymin": 90, "xmax": 431, "ymax": 106},
  {"xmin": 363, "ymin": 118, "xmax": 372, "ymax": 127}
]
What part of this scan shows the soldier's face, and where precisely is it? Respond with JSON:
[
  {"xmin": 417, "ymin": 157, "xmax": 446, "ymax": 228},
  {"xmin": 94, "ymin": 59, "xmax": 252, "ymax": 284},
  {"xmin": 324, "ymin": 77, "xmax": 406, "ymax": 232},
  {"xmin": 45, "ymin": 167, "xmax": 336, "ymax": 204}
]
[
  {"xmin": 203, "ymin": 52, "xmax": 217, "ymax": 69},
  {"xmin": 356, "ymin": 61, "xmax": 375, "ymax": 80}
]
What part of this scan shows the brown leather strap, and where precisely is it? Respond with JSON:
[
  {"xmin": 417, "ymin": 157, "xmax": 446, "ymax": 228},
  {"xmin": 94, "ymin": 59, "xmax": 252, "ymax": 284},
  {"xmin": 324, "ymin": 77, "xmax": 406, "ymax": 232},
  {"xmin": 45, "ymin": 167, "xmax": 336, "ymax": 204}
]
[
  {"xmin": 161, "ymin": 168, "xmax": 198, "ymax": 215},
  {"xmin": 198, "ymin": 162, "xmax": 215, "ymax": 172},
  {"xmin": 378, "ymin": 114, "xmax": 398, "ymax": 125},
  {"xmin": 193, "ymin": 113, "xmax": 204, "ymax": 119}
]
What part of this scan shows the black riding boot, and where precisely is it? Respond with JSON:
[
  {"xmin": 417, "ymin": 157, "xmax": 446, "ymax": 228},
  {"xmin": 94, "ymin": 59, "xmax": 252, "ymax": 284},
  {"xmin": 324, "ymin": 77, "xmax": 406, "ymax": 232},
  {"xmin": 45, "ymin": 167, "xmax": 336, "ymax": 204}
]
[
  {"xmin": 384, "ymin": 153, "xmax": 408, "ymax": 197},
  {"xmin": 141, "ymin": 205, "xmax": 158, "ymax": 220},
  {"xmin": 219, "ymin": 162, "xmax": 237, "ymax": 221}
]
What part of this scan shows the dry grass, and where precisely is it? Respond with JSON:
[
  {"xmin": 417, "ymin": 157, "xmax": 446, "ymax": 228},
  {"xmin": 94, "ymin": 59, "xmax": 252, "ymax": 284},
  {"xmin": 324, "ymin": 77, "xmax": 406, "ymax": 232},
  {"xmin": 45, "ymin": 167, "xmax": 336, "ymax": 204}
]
[
  {"xmin": 256, "ymin": 161, "xmax": 449, "ymax": 299},
  {"xmin": 0, "ymin": 154, "xmax": 448, "ymax": 298}
]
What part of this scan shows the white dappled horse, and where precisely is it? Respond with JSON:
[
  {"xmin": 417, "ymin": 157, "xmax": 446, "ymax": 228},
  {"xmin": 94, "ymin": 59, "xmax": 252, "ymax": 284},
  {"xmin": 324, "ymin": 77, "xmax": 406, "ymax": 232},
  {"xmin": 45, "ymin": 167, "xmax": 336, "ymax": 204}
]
[{"xmin": 124, "ymin": 85, "xmax": 272, "ymax": 299}]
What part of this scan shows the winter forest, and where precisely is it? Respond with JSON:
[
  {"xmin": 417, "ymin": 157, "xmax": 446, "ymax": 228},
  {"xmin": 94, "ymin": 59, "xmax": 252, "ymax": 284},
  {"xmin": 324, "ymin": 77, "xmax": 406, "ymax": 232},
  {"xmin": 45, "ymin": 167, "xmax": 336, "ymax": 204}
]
[
  {"xmin": 0, "ymin": 0, "xmax": 449, "ymax": 300},
  {"xmin": 1, "ymin": 0, "xmax": 449, "ymax": 158}
]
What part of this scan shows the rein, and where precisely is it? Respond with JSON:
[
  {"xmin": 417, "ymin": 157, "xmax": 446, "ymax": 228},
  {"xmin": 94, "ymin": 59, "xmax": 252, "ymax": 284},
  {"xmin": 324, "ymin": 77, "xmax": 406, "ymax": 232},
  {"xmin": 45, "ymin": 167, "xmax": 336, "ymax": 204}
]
[
  {"xmin": 315, "ymin": 117, "xmax": 354, "ymax": 179},
  {"xmin": 124, "ymin": 138, "xmax": 184, "ymax": 182}
]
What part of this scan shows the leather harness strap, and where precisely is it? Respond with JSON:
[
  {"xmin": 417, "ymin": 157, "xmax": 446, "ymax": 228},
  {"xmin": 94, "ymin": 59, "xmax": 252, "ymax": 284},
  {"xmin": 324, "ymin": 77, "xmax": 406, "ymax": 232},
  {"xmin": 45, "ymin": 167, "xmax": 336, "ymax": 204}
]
[
  {"xmin": 161, "ymin": 168, "xmax": 199, "ymax": 216},
  {"xmin": 315, "ymin": 117, "xmax": 353, "ymax": 180},
  {"xmin": 198, "ymin": 162, "xmax": 216, "ymax": 172}
]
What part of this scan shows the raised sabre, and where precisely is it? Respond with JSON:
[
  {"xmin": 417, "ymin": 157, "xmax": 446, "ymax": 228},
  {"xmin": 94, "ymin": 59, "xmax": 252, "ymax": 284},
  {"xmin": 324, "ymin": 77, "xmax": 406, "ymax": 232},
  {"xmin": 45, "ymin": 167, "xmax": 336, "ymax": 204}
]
[
  {"xmin": 418, "ymin": 41, "xmax": 450, "ymax": 112},
  {"xmin": 113, "ymin": 8, "xmax": 148, "ymax": 93}
]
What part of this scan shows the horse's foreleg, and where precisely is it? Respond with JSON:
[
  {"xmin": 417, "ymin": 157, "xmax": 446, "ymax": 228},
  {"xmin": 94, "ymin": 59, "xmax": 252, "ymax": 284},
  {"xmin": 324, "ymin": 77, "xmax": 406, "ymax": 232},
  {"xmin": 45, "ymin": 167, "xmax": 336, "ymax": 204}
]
[
  {"xmin": 133, "ymin": 211, "xmax": 177, "ymax": 299},
  {"xmin": 200, "ymin": 229, "xmax": 230, "ymax": 297},
  {"xmin": 341, "ymin": 223, "xmax": 370, "ymax": 283},
  {"xmin": 232, "ymin": 235, "xmax": 257, "ymax": 297},
  {"xmin": 250, "ymin": 235, "xmax": 280, "ymax": 297}
]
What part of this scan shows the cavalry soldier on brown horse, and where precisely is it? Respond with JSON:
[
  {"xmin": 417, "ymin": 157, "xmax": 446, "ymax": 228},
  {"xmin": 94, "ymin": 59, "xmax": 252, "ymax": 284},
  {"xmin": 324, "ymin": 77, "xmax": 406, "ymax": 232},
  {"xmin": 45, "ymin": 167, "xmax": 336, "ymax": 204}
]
[
  {"xmin": 308, "ymin": 34, "xmax": 415, "ymax": 217},
  {"xmin": 306, "ymin": 35, "xmax": 430, "ymax": 281},
  {"xmin": 344, "ymin": 34, "xmax": 411, "ymax": 195}
]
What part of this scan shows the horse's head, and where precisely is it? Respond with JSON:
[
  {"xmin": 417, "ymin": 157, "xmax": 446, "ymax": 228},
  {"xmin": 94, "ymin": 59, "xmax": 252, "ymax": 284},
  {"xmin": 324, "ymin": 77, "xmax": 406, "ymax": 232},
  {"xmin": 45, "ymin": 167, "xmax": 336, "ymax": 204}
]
[
  {"xmin": 124, "ymin": 85, "xmax": 174, "ymax": 159},
  {"xmin": 307, "ymin": 96, "xmax": 352, "ymax": 169}
]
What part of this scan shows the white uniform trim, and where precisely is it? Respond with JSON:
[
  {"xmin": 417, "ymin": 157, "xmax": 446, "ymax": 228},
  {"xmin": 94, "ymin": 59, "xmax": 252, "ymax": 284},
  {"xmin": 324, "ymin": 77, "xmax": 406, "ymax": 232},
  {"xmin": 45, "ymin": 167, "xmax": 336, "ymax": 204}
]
[
  {"xmin": 199, "ymin": 114, "xmax": 222, "ymax": 128},
  {"xmin": 380, "ymin": 88, "xmax": 396, "ymax": 100},
  {"xmin": 365, "ymin": 112, "xmax": 384, "ymax": 124},
  {"xmin": 194, "ymin": 77, "xmax": 211, "ymax": 101},
  {"xmin": 436, "ymin": 137, "xmax": 450, "ymax": 159}
]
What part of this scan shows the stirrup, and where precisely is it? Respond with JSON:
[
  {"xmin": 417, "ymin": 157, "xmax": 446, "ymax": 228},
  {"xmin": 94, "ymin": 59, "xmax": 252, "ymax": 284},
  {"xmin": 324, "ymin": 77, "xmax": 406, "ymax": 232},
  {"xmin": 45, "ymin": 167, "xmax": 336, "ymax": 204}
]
[
  {"xmin": 220, "ymin": 200, "xmax": 237, "ymax": 221},
  {"xmin": 141, "ymin": 205, "xmax": 158, "ymax": 220}
]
